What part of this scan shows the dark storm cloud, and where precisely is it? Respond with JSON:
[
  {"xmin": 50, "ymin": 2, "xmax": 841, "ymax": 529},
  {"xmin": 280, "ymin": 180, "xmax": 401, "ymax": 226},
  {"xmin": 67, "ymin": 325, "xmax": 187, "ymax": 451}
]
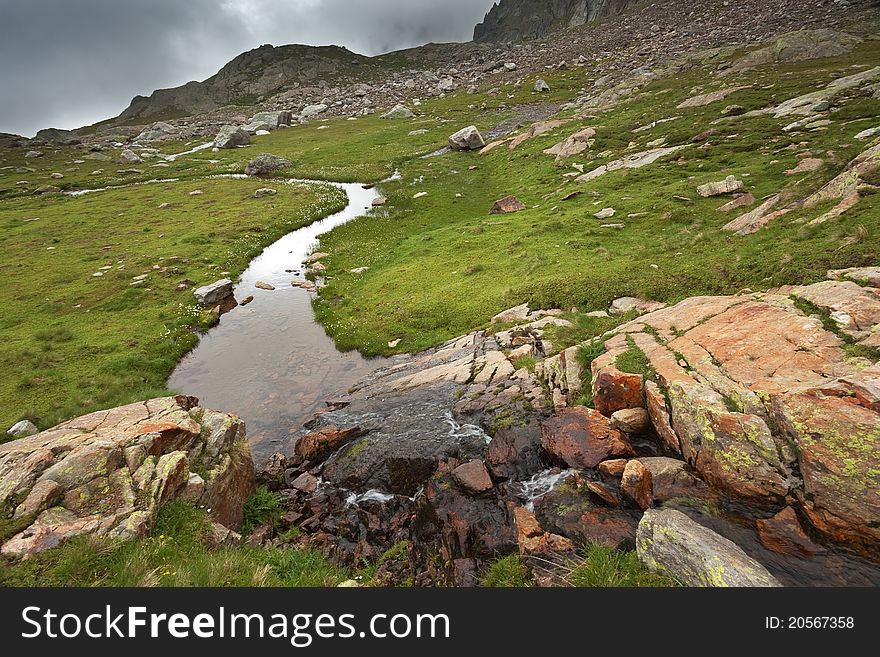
[{"xmin": 0, "ymin": 0, "xmax": 494, "ymax": 137}]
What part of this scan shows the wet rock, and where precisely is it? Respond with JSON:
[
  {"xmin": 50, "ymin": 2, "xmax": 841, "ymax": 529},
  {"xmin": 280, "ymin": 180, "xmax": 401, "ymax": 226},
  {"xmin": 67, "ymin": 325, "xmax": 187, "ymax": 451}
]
[
  {"xmin": 610, "ymin": 408, "xmax": 650, "ymax": 434},
  {"xmin": 540, "ymin": 407, "xmax": 633, "ymax": 470},
  {"xmin": 697, "ymin": 175, "xmax": 744, "ymax": 197},
  {"xmin": 486, "ymin": 423, "xmax": 545, "ymax": 481},
  {"xmin": 621, "ymin": 460, "xmax": 653, "ymax": 510},
  {"xmin": 193, "ymin": 278, "xmax": 234, "ymax": 306},
  {"xmin": 245, "ymin": 153, "xmax": 292, "ymax": 176},
  {"xmin": 490, "ymin": 195, "xmax": 526, "ymax": 214},
  {"xmin": 448, "ymin": 125, "xmax": 486, "ymax": 151},
  {"xmin": 213, "ymin": 125, "xmax": 251, "ymax": 149},
  {"xmin": 756, "ymin": 507, "xmax": 825, "ymax": 557},
  {"xmin": 637, "ymin": 508, "xmax": 781, "ymax": 587},
  {"xmin": 293, "ymin": 425, "xmax": 365, "ymax": 465},
  {"xmin": 533, "ymin": 484, "xmax": 636, "ymax": 549},
  {"xmin": 255, "ymin": 281, "xmax": 275, "ymax": 291},
  {"xmin": 452, "ymin": 460, "xmax": 494, "ymax": 494},
  {"xmin": 513, "ymin": 506, "xmax": 574, "ymax": 557}
]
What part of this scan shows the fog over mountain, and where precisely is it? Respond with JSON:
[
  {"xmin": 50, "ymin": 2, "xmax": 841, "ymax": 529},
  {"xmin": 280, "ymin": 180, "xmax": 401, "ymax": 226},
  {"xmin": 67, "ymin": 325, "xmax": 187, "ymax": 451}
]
[{"xmin": 0, "ymin": 0, "xmax": 494, "ymax": 137}]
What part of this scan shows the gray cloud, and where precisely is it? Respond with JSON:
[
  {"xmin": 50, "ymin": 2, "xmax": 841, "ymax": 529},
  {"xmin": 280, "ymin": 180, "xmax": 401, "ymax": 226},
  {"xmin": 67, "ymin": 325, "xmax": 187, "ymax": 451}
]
[{"xmin": 0, "ymin": 0, "xmax": 494, "ymax": 137}]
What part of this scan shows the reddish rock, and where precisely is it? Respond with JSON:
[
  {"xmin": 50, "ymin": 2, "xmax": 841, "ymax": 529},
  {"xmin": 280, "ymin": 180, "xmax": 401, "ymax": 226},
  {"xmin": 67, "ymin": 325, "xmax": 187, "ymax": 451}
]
[
  {"xmin": 598, "ymin": 459, "xmax": 628, "ymax": 478},
  {"xmin": 291, "ymin": 472, "xmax": 319, "ymax": 493},
  {"xmin": 294, "ymin": 425, "xmax": 364, "ymax": 464},
  {"xmin": 591, "ymin": 366, "xmax": 644, "ymax": 416},
  {"xmin": 717, "ymin": 192, "xmax": 756, "ymax": 213},
  {"xmin": 540, "ymin": 407, "xmax": 633, "ymax": 469},
  {"xmin": 586, "ymin": 480, "xmax": 619, "ymax": 507},
  {"xmin": 513, "ymin": 506, "xmax": 575, "ymax": 556},
  {"xmin": 645, "ymin": 381, "xmax": 680, "ymax": 455},
  {"xmin": 246, "ymin": 523, "xmax": 274, "ymax": 547},
  {"xmin": 756, "ymin": 507, "xmax": 825, "ymax": 557},
  {"xmin": 453, "ymin": 558, "xmax": 479, "ymax": 587},
  {"xmin": 621, "ymin": 460, "xmax": 653, "ymax": 510},
  {"xmin": 577, "ymin": 509, "xmax": 636, "ymax": 549},
  {"xmin": 490, "ymin": 195, "xmax": 526, "ymax": 214},
  {"xmin": 451, "ymin": 460, "xmax": 494, "ymax": 493},
  {"xmin": 13, "ymin": 480, "xmax": 62, "ymax": 519}
]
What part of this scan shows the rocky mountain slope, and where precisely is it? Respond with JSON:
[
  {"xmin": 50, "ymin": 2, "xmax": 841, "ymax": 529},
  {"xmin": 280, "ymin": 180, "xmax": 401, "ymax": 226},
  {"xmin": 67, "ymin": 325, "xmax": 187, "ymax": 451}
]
[{"xmin": 474, "ymin": 0, "xmax": 635, "ymax": 42}]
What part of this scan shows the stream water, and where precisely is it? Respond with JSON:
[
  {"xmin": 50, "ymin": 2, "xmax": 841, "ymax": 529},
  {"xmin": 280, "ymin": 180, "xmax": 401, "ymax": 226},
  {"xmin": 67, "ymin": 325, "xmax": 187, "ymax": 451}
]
[{"xmin": 168, "ymin": 179, "xmax": 388, "ymax": 463}]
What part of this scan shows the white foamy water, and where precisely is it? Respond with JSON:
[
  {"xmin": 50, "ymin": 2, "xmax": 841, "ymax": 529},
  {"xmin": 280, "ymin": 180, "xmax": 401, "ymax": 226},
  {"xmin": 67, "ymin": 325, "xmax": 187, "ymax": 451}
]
[{"xmin": 520, "ymin": 469, "xmax": 577, "ymax": 511}]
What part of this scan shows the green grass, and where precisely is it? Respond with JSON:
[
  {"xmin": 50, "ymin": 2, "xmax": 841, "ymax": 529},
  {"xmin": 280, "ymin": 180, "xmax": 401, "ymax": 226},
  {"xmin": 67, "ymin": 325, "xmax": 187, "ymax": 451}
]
[
  {"xmin": 481, "ymin": 554, "xmax": 533, "ymax": 587},
  {"xmin": 305, "ymin": 40, "xmax": 880, "ymax": 357},
  {"xmin": 480, "ymin": 545, "xmax": 678, "ymax": 587},
  {"xmin": 615, "ymin": 336, "xmax": 658, "ymax": 383},
  {"xmin": 0, "ymin": 501, "xmax": 347, "ymax": 587},
  {"xmin": 0, "ymin": 178, "xmax": 346, "ymax": 434},
  {"xmin": 241, "ymin": 486, "xmax": 284, "ymax": 534},
  {"xmin": 568, "ymin": 543, "xmax": 679, "ymax": 587}
]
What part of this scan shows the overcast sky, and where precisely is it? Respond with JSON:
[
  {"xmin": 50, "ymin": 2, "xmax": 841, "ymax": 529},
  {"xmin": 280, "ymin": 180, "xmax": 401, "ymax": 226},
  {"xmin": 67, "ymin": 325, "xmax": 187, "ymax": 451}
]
[{"xmin": 0, "ymin": 0, "xmax": 495, "ymax": 137}]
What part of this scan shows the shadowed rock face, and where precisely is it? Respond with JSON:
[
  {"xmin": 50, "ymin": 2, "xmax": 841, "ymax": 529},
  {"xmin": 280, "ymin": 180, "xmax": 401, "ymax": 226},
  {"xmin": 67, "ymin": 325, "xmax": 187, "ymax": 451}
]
[
  {"xmin": 474, "ymin": 0, "xmax": 635, "ymax": 42},
  {"xmin": 0, "ymin": 396, "xmax": 255, "ymax": 559}
]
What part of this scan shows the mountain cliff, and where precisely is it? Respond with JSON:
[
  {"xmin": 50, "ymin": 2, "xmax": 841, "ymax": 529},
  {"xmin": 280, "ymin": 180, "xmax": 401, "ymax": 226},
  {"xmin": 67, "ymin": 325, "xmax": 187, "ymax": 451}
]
[
  {"xmin": 474, "ymin": 0, "xmax": 637, "ymax": 42},
  {"xmin": 119, "ymin": 43, "xmax": 373, "ymax": 122}
]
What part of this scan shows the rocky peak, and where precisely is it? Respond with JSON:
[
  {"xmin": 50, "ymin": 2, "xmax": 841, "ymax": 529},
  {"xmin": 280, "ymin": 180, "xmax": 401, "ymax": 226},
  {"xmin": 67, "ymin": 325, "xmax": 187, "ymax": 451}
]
[{"xmin": 474, "ymin": 0, "xmax": 636, "ymax": 42}]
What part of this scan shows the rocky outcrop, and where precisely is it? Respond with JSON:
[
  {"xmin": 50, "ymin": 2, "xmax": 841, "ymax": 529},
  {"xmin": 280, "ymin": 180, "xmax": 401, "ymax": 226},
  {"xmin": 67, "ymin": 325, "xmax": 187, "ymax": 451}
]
[
  {"xmin": 637, "ymin": 509, "xmax": 781, "ymax": 587},
  {"xmin": 474, "ymin": 0, "xmax": 636, "ymax": 42},
  {"xmin": 575, "ymin": 273, "xmax": 880, "ymax": 554},
  {"xmin": 0, "ymin": 396, "xmax": 255, "ymax": 558}
]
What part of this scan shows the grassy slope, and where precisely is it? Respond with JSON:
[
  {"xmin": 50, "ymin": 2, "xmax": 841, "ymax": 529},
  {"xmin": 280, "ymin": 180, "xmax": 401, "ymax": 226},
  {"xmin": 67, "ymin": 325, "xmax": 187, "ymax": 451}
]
[
  {"xmin": 0, "ymin": 178, "xmax": 346, "ymax": 431},
  {"xmin": 308, "ymin": 41, "xmax": 880, "ymax": 356}
]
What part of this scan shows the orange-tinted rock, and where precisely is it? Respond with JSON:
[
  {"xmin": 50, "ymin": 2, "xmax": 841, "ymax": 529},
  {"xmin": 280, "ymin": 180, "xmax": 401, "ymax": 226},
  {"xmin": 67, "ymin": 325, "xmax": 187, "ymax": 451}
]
[
  {"xmin": 645, "ymin": 381, "xmax": 680, "ymax": 454},
  {"xmin": 598, "ymin": 459, "xmax": 628, "ymax": 478},
  {"xmin": 756, "ymin": 507, "xmax": 825, "ymax": 557},
  {"xmin": 592, "ymin": 365, "xmax": 644, "ymax": 416},
  {"xmin": 540, "ymin": 406, "xmax": 634, "ymax": 469},
  {"xmin": 621, "ymin": 460, "xmax": 653, "ymax": 510},
  {"xmin": 294, "ymin": 425, "xmax": 364, "ymax": 464},
  {"xmin": 452, "ymin": 460, "xmax": 494, "ymax": 493},
  {"xmin": 586, "ymin": 480, "xmax": 619, "ymax": 507},
  {"xmin": 772, "ymin": 385, "xmax": 880, "ymax": 551}
]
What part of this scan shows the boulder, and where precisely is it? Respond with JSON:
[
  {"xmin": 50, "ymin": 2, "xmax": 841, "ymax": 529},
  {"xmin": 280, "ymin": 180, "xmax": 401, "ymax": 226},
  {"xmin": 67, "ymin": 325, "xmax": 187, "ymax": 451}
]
[
  {"xmin": 490, "ymin": 195, "xmax": 526, "ymax": 214},
  {"xmin": 193, "ymin": 279, "xmax": 234, "ymax": 306},
  {"xmin": 293, "ymin": 425, "xmax": 364, "ymax": 465},
  {"xmin": 609, "ymin": 297, "xmax": 666, "ymax": 316},
  {"xmin": 0, "ymin": 396, "xmax": 254, "ymax": 558},
  {"xmin": 591, "ymin": 365, "xmax": 643, "ymax": 416},
  {"xmin": 636, "ymin": 509, "xmax": 781, "ymax": 587},
  {"xmin": 635, "ymin": 457, "xmax": 709, "ymax": 503},
  {"xmin": 381, "ymin": 104, "xmax": 415, "ymax": 119},
  {"xmin": 534, "ymin": 79, "xmax": 550, "ymax": 93},
  {"xmin": 620, "ymin": 460, "xmax": 653, "ymax": 509},
  {"xmin": 540, "ymin": 406, "xmax": 633, "ymax": 470},
  {"xmin": 486, "ymin": 423, "xmax": 545, "ymax": 481},
  {"xmin": 6, "ymin": 420, "xmax": 39, "ymax": 439},
  {"xmin": 244, "ymin": 153, "xmax": 292, "ymax": 177},
  {"xmin": 610, "ymin": 408, "xmax": 650, "ymax": 434},
  {"xmin": 118, "ymin": 149, "xmax": 142, "ymax": 164},
  {"xmin": 697, "ymin": 175, "xmax": 745, "ymax": 197},
  {"xmin": 213, "ymin": 125, "xmax": 251, "ymax": 149},
  {"xmin": 254, "ymin": 188, "xmax": 277, "ymax": 198},
  {"xmin": 451, "ymin": 460, "xmax": 494, "ymax": 493},
  {"xmin": 756, "ymin": 507, "xmax": 825, "ymax": 557},
  {"xmin": 543, "ymin": 127, "xmax": 596, "ymax": 161},
  {"xmin": 448, "ymin": 126, "xmax": 486, "ymax": 151}
]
